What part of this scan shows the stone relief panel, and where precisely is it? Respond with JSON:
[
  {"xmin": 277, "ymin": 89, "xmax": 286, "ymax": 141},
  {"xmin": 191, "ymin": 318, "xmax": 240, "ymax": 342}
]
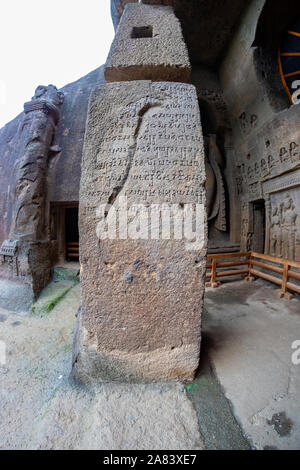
[
  {"xmin": 240, "ymin": 200, "xmax": 252, "ymax": 252},
  {"xmin": 238, "ymin": 111, "xmax": 259, "ymax": 135},
  {"xmin": 235, "ymin": 107, "xmax": 300, "ymax": 190},
  {"xmin": 267, "ymin": 188, "xmax": 300, "ymax": 261},
  {"xmin": 191, "ymin": 67, "xmax": 234, "ymax": 248},
  {"xmin": 233, "ymin": 104, "xmax": 300, "ymax": 259},
  {"xmin": 205, "ymin": 134, "xmax": 226, "ymax": 232}
]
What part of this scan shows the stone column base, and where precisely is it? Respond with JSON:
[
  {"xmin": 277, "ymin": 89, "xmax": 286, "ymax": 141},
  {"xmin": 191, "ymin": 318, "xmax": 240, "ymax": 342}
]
[{"xmin": 0, "ymin": 240, "xmax": 52, "ymax": 313}]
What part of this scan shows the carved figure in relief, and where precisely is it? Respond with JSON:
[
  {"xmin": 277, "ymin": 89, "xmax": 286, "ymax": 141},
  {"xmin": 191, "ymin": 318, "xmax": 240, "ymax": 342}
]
[
  {"xmin": 239, "ymin": 216, "xmax": 248, "ymax": 249},
  {"xmin": 295, "ymin": 232, "xmax": 300, "ymax": 260},
  {"xmin": 10, "ymin": 85, "xmax": 64, "ymax": 241},
  {"xmin": 280, "ymin": 193, "xmax": 298, "ymax": 260},
  {"xmin": 205, "ymin": 134, "xmax": 226, "ymax": 232},
  {"xmin": 246, "ymin": 232, "xmax": 253, "ymax": 251},
  {"xmin": 270, "ymin": 206, "xmax": 281, "ymax": 257}
]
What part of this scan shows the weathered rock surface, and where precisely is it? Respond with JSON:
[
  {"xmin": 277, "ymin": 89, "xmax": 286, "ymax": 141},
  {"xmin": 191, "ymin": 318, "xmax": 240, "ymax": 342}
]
[
  {"xmin": 105, "ymin": 3, "xmax": 191, "ymax": 83},
  {"xmin": 73, "ymin": 80, "xmax": 207, "ymax": 383},
  {"xmin": 50, "ymin": 66, "xmax": 106, "ymax": 203},
  {"xmin": 110, "ymin": 0, "xmax": 249, "ymax": 65},
  {"xmin": 0, "ymin": 241, "xmax": 52, "ymax": 313},
  {"xmin": 0, "ymin": 66, "xmax": 106, "ymax": 247},
  {"xmin": 0, "ymin": 86, "xmax": 64, "ymax": 310}
]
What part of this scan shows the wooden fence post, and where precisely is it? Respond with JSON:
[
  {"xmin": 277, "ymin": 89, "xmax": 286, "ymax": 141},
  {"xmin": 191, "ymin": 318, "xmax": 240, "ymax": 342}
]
[
  {"xmin": 205, "ymin": 255, "xmax": 221, "ymax": 288},
  {"xmin": 205, "ymin": 251, "xmax": 298, "ymax": 300},
  {"xmin": 245, "ymin": 252, "xmax": 256, "ymax": 282},
  {"xmin": 211, "ymin": 257, "xmax": 221, "ymax": 288},
  {"xmin": 277, "ymin": 261, "xmax": 293, "ymax": 300}
]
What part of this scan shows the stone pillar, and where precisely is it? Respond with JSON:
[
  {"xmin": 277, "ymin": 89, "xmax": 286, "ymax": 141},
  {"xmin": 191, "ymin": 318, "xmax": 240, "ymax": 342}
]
[
  {"xmin": 104, "ymin": 3, "xmax": 191, "ymax": 83},
  {"xmin": 73, "ymin": 3, "xmax": 207, "ymax": 383},
  {"xmin": 0, "ymin": 85, "xmax": 64, "ymax": 311}
]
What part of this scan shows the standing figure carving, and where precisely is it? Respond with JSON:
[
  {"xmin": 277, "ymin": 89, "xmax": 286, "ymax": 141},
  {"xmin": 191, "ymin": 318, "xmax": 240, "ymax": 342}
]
[
  {"xmin": 204, "ymin": 134, "xmax": 227, "ymax": 232},
  {"xmin": 10, "ymin": 85, "xmax": 64, "ymax": 241},
  {"xmin": 280, "ymin": 193, "xmax": 297, "ymax": 260},
  {"xmin": 270, "ymin": 206, "xmax": 281, "ymax": 257}
]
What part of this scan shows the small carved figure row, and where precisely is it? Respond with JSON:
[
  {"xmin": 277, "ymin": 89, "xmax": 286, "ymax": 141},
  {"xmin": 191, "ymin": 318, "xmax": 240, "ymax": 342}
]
[{"xmin": 236, "ymin": 142, "xmax": 300, "ymax": 192}]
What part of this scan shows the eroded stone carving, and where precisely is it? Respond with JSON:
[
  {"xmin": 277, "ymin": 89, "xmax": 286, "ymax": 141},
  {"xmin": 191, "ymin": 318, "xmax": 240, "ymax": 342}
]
[
  {"xmin": 10, "ymin": 85, "xmax": 63, "ymax": 241},
  {"xmin": 205, "ymin": 134, "xmax": 226, "ymax": 232},
  {"xmin": 281, "ymin": 193, "xmax": 298, "ymax": 260},
  {"xmin": 239, "ymin": 111, "xmax": 258, "ymax": 134},
  {"xmin": 0, "ymin": 85, "xmax": 64, "ymax": 311},
  {"xmin": 270, "ymin": 205, "xmax": 281, "ymax": 257},
  {"xmin": 267, "ymin": 192, "xmax": 299, "ymax": 260}
]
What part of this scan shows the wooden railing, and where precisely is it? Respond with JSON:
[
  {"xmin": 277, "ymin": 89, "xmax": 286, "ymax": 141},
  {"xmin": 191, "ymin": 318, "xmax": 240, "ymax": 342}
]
[
  {"xmin": 66, "ymin": 242, "xmax": 79, "ymax": 261},
  {"xmin": 206, "ymin": 251, "xmax": 300, "ymax": 300}
]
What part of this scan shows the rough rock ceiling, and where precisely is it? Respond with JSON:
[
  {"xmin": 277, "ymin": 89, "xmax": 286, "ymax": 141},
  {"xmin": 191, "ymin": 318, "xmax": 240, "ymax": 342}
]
[
  {"xmin": 111, "ymin": 0, "xmax": 249, "ymax": 67},
  {"xmin": 253, "ymin": 0, "xmax": 300, "ymax": 48}
]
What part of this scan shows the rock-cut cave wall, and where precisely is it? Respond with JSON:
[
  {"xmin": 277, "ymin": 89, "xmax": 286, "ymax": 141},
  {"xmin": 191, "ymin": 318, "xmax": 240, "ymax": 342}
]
[
  {"xmin": 0, "ymin": 66, "xmax": 105, "ymax": 247},
  {"xmin": 220, "ymin": 0, "xmax": 300, "ymax": 260}
]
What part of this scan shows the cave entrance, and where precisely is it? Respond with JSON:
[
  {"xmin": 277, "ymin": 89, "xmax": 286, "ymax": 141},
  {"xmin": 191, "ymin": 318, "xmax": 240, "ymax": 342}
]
[
  {"xmin": 252, "ymin": 200, "xmax": 266, "ymax": 253},
  {"xmin": 65, "ymin": 206, "xmax": 79, "ymax": 262}
]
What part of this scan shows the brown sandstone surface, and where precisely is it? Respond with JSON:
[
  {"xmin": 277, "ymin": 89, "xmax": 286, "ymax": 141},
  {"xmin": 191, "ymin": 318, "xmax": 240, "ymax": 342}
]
[
  {"xmin": 105, "ymin": 3, "xmax": 191, "ymax": 83},
  {"xmin": 73, "ymin": 80, "xmax": 207, "ymax": 382}
]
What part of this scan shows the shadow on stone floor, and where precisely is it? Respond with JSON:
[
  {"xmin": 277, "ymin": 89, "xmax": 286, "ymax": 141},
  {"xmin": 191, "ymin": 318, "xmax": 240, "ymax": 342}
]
[{"xmin": 186, "ymin": 333, "xmax": 252, "ymax": 450}]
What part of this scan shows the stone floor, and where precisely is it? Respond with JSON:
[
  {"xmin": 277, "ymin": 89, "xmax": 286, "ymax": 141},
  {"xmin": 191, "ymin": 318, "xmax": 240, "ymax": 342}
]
[
  {"xmin": 0, "ymin": 265, "xmax": 201, "ymax": 450},
  {"xmin": 202, "ymin": 278, "xmax": 300, "ymax": 450},
  {"xmin": 0, "ymin": 268, "xmax": 299, "ymax": 449}
]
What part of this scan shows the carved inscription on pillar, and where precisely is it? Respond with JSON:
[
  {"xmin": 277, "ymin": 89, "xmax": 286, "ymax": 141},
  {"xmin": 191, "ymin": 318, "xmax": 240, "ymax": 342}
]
[
  {"xmin": 74, "ymin": 81, "xmax": 207, "ymax": 382},
  {"xmin": 81, "ymin": 82, "xmax": 204, "ymax": 210}
]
